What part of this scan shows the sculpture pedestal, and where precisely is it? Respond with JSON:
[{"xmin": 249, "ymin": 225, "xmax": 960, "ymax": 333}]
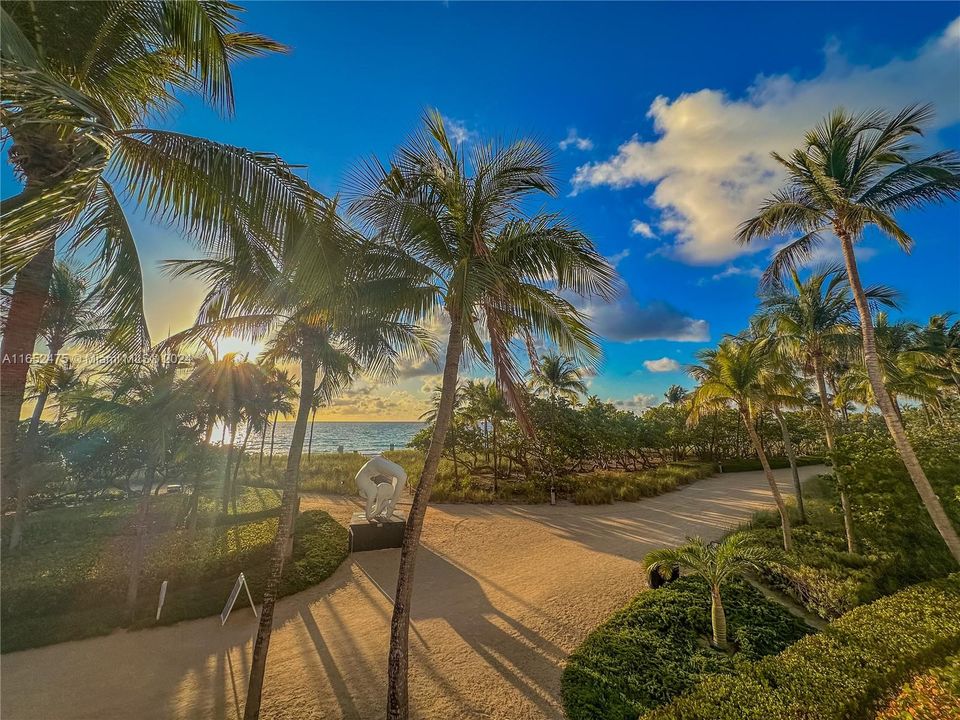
[{"xmin": 348, "ymin": 512, "xmax": 406, "ymax": 552}]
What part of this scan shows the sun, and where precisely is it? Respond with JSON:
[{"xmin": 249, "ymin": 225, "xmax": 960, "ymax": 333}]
[{"xmin": 215, "ymin": 335, "xmax": 263, "ymax": 361}]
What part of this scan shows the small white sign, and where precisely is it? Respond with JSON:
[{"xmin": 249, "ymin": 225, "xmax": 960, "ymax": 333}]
[
  {"xmin": 220, "ymin": 572, "xmax": 259, "ymax": 626},
  {"xmin": 156, "ymin": 580, "xmax": 168, "ymax": 621}
]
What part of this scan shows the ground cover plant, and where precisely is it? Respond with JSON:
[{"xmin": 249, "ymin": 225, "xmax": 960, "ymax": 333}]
[
  {"xmin": 561, "ymin": 576, "xmax": 812, "ymax": 720},
  {"xmin": 643, "ymin": 574, "xmax": 960, "ymax": 720}
]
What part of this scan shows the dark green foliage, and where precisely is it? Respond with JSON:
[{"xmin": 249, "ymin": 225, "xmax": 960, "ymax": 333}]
[
  {"xmin": 644, "ymin": 574, "xmax": 960, "ymax": 720},
  {"xmin": 561, "ymin": 577, "xmax": 812, "ymax": 720},
  {"xmin": 1, "ymin": 508, "xmax": 347, "ymax": 652},
  {"xmin": 742, "ymin": 411, "xmax": 960, "ymax": 619},
  {"xmin": 718, "ymin": 455, "xmax": 824, "ymax": 473}
]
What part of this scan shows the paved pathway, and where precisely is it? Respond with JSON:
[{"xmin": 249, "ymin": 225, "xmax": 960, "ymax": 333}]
[{"xmin": 0, "ymin": 466, "xmax": 823, "ymax": 720}]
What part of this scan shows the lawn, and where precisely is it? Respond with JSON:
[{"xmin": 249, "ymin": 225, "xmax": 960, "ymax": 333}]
[{"xmin": 1, "ymin": 490, "xmax": 347, "ymax": 653}]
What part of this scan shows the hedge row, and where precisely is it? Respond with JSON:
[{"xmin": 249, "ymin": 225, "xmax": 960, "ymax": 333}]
[
  {"xmin": 643, "ymin": 574, "xmax": 960, "ymax": 720},
  {"xmin": 717, "ymin": 456, "xmax": 824, "ymax": 473},
  {"xmin": 560, "ymin": 577, "xmax": 811, "ymax": 720},
  {"xmin": 1, "ymin": 510, "xmax": 348, "ymax": 653}
]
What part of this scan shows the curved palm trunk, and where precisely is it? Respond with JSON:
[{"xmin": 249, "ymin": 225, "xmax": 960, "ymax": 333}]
[
  {"xmin": 743, "ymin": 406, "xmax": 792, "ymax": 552},
  {"xmin": 387, "ymin": 316, "xmax": 464, "ymax": 720},
  {"xmin": 773, "ymin": 406, "xmax": 806, "ymax": 524},
  {"xmin": 243, "ymin": 353, "xmax": 317, "ymax": 720},
  {"xmin": 307, "ymin": 408, "xmax": 316, "ymax": 459},
  {"xmin": 813, "ymin": 356, "xmax": 857, "ymax": 553},
  {"xmin": 0, "ymin": 244, "xmax": 55, "ymax": 505},
  {"xmin": 838, "ymin": 231, "xmax": 960, "ymax": 563},
  {"xmin": 710, "ymin": 584, "xmax": 727, "ymax": 649}
]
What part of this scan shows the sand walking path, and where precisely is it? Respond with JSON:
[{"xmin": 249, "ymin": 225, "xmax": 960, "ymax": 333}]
[{"xmin": 0, "ymin": 465, "xmax": 823, "ymax": 720}]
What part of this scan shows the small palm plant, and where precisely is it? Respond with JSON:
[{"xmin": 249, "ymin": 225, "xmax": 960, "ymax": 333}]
[
  {"xmin": 644, "ymin": 535, "xmax": 774, "ymax": 649},
  {"xmin": 529, "ymin": 351, "xmax": 588, "ymax": 403}
]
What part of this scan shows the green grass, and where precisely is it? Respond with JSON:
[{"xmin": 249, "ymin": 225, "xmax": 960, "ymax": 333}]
[
  {"xmin": 567, "ymin": 463, "xmax": 715, "ymax": 505},
  {"xmin": 1, "ymin": 506, "xmax": 347, "ymax": 653},
  {"xmin": 561, "ymin": 576, "xmax": 813, "ymax": 720}
]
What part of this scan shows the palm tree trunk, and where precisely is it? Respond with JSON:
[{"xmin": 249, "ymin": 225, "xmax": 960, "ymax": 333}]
[
  {"xmin": 126, "ymin": 460, "xmax": 156, "ymax": 619},
  {"xmin": 269, "ymin": 413, "xmax": 278, "ymax": 466},
  {"xmin": 710, "ymin": 584, "xmax": 727, "ymax": 649},
  {"xmin": 743, "ymin": 407, "xmax": 792, "ymax": 552},
  {"xmin": 838, "ymin": 230, "xmax": 960, "ymax": 564},
  {"xmin": 773, "ymin": 406, "xmax": 806, "ymax": 524},
  {"xmin": 491, "ymin": 420, "xmax": 499, "ymax": 493},
  {"xmin": 222, "ymin": 421, "xmax": 239, "ymax": 513},
  {"xmin": 243, "ymin": 353, "xmax": 318, "ymax": 720},
  {"xmin": 258, "ymin": 416, "xmax": 267, "ymax": 470},
  {"xmin": 387, "ymin": 316, "xmax": 464, "ymax": 720},
  {"xmin": 0, "ymin": 244, "xmax": 55, "ymax": 505},
  {"xmin": 813, "ymin": 356, "xmax": 857, "ymax": 553},
  {"xmin": 307, "ymin": 408, "xmax": 316, "ymax": 459},
  {"xmin": 233, "ymin": 422, "xmax": 253, "ymax": 486}
]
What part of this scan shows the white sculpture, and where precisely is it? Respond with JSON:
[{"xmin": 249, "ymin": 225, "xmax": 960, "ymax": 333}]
[{"xmin": 355, "ymin": 455, "xmax": 407, "ymax": 522}]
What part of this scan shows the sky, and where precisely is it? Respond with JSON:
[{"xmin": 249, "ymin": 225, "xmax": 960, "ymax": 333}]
[{"xmin": 5, "ymin": 2, "xmax": 960, "ymax": 421}]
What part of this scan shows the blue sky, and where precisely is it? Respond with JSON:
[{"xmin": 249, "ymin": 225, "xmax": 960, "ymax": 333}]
[{"xmin": 5, "ymin": 2, "xmax": 959, "ymax": 419}]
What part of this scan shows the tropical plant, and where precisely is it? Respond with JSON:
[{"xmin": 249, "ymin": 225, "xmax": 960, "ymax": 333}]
[
  {"xmin": 260, "ymin": 365, "xmax": 297, "ymax": 468},
  {"xmin": 0, "ymin": 1, "xmax": 319, "ymax": 511},
  {"xmin": 529, "ymin": 351, "xmax": 588, "ymax": 403},
  {"xmin": 688, "ymin": 337, "xmax": 794, "ymax": 551},
  {"xmin": 760, "ymin": 265, "xmax": 898, "ymax": 549},
  {"xmin": 739, "ymin": 104, "xmax": 960, "ymax": 562},
  {"xmin": 664, "ymin": 384, "xmax": 688, "ymax": 406},
  {"xmin": 162, "ymin": 202, "xmax": 435, "ymax": 720},
  {"xmin": 350, "ymin": 109, "xmax": 617, "ymax": 718},
  {"xmin": 644, "ymin": 534, "xmax": 775, "ymax": 649}
]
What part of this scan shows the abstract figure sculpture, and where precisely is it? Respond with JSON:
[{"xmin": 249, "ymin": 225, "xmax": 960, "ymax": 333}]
[{"xmin": 355, "ymin": 455, "xmax": 407, "ymax": 522}]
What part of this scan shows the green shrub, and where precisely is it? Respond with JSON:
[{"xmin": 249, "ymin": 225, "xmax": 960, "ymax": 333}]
[
  {"xmin": 569, "ymin": 463, "xmax": 714, "ymax": 505},
  {"xmin": 643, "ymin": 574, "xmax": 960, "ymax": 720},
  {"xmin": 1, "ymin": 509, "xmax": 347, "ymax": 652},
  {"xmin": 561, "ymin": 577, "xmax": 812, "ymax": 720},
  {"xmin": 718, "ymin": 456, "xmax": 824, "ymax": 473}
]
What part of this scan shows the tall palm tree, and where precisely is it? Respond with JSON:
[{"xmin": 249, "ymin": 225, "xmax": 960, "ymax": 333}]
[
  {"xmin": 760, "ymin": 265, "xmax": 898, "ymax": 550},
  {"xmin": 689, "ymin": 337, "xmax": 794, "ymax": 551},
  {"xmin": 162, "ymin": 204, "xmax": 435, "ymax": 720},
  {"xmin": 644, "ymin": 535, "xmax": 774, "ymax": 649},
  {"xmin": 0, "ymin": 2, "xmax": 319, "ymax": 506},
  {"xmin": 350, "ymin": 110, "xmax": 617, "ymax": 719},
  {"xmin": 913, "ymin": 313, "xmax": 960, "ymax": 396},
  {"xmin": 461, "ymin": 379, "xmax": 511, "ymax": 485},
  {"xmin": 529, "ymin": 351, "xmax": 588, "ymax": 402},
  {"xmin": 262, "ymin": 366, "xmax": 297, "ymax": 468},
  {"xmin": 739, "ymin": 105, "xmax": 960, "ymax": 562}
]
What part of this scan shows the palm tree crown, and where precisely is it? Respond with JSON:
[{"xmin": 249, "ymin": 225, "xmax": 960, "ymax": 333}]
[{"xmin": 529, "ymin": 351, "xmax": 588, "ymax": 403}]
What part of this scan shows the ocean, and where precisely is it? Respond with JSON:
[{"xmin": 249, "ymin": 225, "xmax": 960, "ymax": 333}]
[{"xmin": 235, "ymin": 421, "xmax": 426, "ymax": 455}]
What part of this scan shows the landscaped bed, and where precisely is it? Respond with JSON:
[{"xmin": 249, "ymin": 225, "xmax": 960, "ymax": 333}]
[
  {"xmin": 1, "ymin": 497, "xmax": 348, "ymax": 653},
  {"xmin": 561, "ymin": 576, "xmax": 812, "ymax": 720}
]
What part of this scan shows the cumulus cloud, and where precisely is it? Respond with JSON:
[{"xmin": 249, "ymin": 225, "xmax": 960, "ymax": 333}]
[
  {"xmin": 710, "ymin": 265, "xmax": 764, "ymax": 281},
  {"xmin": 606, "ymin": 248, "xmax": 631, "ymax": 267},
  {"xmin": 559, "ymin": 128, "xmax": 594, "ymax": 151},
  {"xmin": 572, "ymin": 18, "xmax": 960, "ymax": 264},
  {"xmin": 575, "ymin": 291, "xmax": 709, "ymax": 343},
  {"xmin": 612, "ymin": 393, "xmax": 658, "ymax": 410},
  {"xmin": 643, "ymin": 357, "xmax": 681, "ymax": 372},
  {"xmin": 630, "ymin": 220, "xmax": 657, "ymax": 239}
]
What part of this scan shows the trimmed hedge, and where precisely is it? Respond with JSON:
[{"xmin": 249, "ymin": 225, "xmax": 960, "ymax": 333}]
[
  {"xmin": 561, "ymin": 577, "xmax": 812, "ymax": 720},
  {"xmin": 1, "ymin": 509, "xmax": 348, "ymax": 652},
  {"xmin": 875, "ymin": 653, "xmax": 960, "ymax": 719},
  {"xmin": 718, "ymin": 456, "xmax": 824, "ymax": 473},
  {"xmin": 643, "ymin": 574, "xmax": 960, "ymax": 720}
]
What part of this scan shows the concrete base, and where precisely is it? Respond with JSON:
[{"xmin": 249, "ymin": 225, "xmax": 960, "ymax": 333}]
[{"xmin": 348, "ymin": 512, "xmax": 406, "ymax": 552}]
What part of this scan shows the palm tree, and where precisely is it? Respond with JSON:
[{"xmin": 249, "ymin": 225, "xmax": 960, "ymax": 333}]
[
  {"xmin": 664, "ymin": 384, "xmax": 688, "ymax": 406},
  {"xmin": 461, "ymin": 380, "xmax": 511, "ymax": 486},
  {"xmin": 760, "ymin": 265, "xmax": 898, "ymax": 550},
  {"xmin": 689, "ymin": 337, "xmax": 794, "ymax": 551},
  {"xmin": 0, "ymin": 2, "xmax": 319, "ymax": 507},
  {"xmin": 913, "ymin": 313, "xmax": 960, "ymax": 396},
  {"xmin": 262, "ymin": 366, "xmax": 297, "ymax": 468},
  {"xmin": 739, "ymin": 105, "xmax": 960, "ymax": 563},
  {"xmin": 529, "ymin": 351, "xmax": 588, "ymax": 402},
  {"xmin": 350, "ymin": 110, "xmax": 617, "ymax": 719},
  {"xmin": 7, "ymin": 262, "xmax": 101, "ymax": 549},
  {"xmin": 644, "ymin": 535, "xmax": 774, "ymax": 649},
  {"xmin": 162, "ymin": 204, "xmax": 434, "ymax": 720}
]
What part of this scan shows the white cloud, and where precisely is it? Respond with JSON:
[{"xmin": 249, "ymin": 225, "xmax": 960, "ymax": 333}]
[
  {"xmin": 630, "ymin": 220, "xmax": 657, "ymax": 239},
  {"xmin": 559, "ymin": 128, "xmax": 594, "ymax": 151},
  {"xmin": 443, "ymin": 116, "xmax": 476, "ymax": 145},
  {"xmin": 612, "ymin": 393, "xmax": 658, "ymax": 411},
  {"xmin": 710, "ymin": 265, "xmax": 763, "ymax": 281},
  {"xmin": 606, "ymin": 248, "xmax": 631, "ymax": 267},
  {"xmin": 643, "ymin": 357, "xmax": 681, "ymax": 373},
  {"xmin": 571, "ymin": 18, "xmax": 960, "ymax": 264}
]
